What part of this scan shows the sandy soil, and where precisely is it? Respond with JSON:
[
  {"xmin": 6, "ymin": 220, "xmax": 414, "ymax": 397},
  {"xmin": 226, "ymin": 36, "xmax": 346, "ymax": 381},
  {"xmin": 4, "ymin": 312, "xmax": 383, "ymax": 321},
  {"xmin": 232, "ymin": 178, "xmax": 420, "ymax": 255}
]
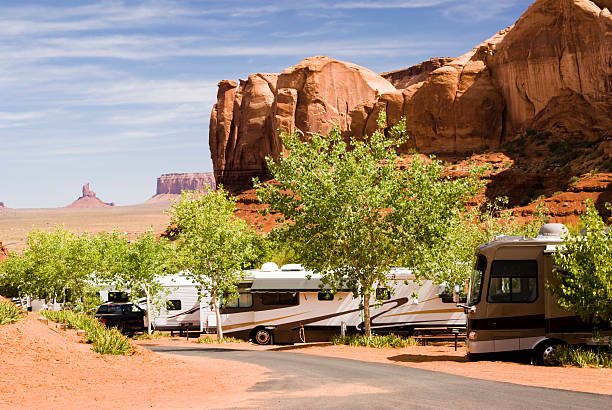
[
  {"xmin": 0, "ymin": 314, "xmax": 267, "ymax": 409},
  {"xmin": 0, "ymin": 204, "xmax": 171, "ymax": 252},
  {"xmin": 139, "ymin": 338, "xmax": 612, "ymax": 396}
]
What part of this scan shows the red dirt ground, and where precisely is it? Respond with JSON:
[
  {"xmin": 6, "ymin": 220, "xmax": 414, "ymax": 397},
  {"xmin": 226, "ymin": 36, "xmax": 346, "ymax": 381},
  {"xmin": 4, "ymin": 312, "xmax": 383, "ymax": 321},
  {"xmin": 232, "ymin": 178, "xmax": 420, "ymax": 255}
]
[
  {"xmin": 139, "ymin": 338, "xmax": 612, "ymax": 396},
  {"xmin": 0, "ymin": 314, "xmax": 267, "ymax": 409}
]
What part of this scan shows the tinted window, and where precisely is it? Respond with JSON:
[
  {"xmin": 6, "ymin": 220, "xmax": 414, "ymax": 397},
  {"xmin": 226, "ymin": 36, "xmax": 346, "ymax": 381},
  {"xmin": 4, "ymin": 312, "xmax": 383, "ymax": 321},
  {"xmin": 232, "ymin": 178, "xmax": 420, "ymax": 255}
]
[
  {"xmin": 96, "ymin": 305, "xmax": 108, "ymax": 314},
  {"xmin": 262, "ymin": 293, "xmax": 299, "ymax": 305},
  {"xmin": 318, "ymin": 292, "xmax": 334, "ymax": 301},
  {"xmin": 487, "ymin": 260, "xmax": 537, "ymax": 303},
  {"xmin": 468, "ymin": 254, "xmax": 487, "ymax": 306},
  {"xmin": 226, "ymin": 292, "xmax": 253, "ymax": 308},
  {"xmin": 167, "ymin": 300, "xmax": 182, "ymax": 311}
]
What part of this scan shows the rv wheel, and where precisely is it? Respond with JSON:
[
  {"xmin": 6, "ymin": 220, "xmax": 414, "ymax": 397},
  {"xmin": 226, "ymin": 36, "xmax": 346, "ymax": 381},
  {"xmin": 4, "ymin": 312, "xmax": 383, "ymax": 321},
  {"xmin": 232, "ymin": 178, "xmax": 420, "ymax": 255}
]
[
  {"xmin": 534, "ymin": 341, "xmax": 563, "ymax": 366},
  {"xmin": 254, "ymin": 328, "xmax": 273, "ymax": 345}
]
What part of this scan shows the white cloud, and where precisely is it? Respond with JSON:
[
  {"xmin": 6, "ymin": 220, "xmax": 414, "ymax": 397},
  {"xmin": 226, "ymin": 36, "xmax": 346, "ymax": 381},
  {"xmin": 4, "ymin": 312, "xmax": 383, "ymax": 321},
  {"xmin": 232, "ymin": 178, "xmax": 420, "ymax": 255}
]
[{"xmin": 0, "ymin": 110, "xmax": 48, "ymax": 128}]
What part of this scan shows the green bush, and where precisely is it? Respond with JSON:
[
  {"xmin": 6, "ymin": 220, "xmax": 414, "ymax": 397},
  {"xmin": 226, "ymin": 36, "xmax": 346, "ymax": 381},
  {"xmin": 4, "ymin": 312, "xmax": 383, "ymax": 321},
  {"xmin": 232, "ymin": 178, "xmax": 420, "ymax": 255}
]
[
  {"xmin": 40, "ymin": 310, "xmax": 132, "ymax": 355},
  {"xmin": 0, "ymin": 301, "xmax": 24, "ymax": 325},
  {"xmin": 331, "ymin": 333, "xmax": 417, "ymax": 348},
  {"xmin": 196, "ymin": 336, "xmax": 244, "ymax": 344},
  {"xmin": 554, "ymin": 345, "xmax": 612, "ymax": 368}
]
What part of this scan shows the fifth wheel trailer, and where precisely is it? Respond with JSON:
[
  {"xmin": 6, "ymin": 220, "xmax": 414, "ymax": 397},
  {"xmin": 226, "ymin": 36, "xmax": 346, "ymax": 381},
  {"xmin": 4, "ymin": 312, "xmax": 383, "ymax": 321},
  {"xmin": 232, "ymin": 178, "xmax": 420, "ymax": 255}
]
[
  {"xmin": 219, "ymin": 263, "xmax": 465, "ymax": 344},
  {"xmin": 464, "ymin": 223, "xmax": 611, "ymax": 364}
]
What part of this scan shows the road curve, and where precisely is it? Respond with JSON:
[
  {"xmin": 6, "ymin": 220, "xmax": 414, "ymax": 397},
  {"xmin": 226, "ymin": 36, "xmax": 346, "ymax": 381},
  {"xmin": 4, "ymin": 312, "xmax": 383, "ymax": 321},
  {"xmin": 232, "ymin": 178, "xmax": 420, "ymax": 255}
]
[{"xmin": 147, "ymin": 345, "xmax": 610, "ymax": 410}]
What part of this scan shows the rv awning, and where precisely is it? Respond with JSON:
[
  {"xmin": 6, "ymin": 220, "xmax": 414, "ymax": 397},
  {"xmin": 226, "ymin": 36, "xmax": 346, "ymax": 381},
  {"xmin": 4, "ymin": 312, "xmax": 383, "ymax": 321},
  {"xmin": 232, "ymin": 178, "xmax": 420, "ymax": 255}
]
[{"xmin": 249, "ymin": 277, "xmax": 325, "ymax": 293}]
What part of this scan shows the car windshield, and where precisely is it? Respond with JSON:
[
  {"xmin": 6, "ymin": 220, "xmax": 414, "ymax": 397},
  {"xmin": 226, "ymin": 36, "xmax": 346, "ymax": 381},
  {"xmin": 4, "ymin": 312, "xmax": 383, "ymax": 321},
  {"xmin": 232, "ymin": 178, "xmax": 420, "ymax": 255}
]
[{"xmin": 467, "ymin": 254, "xmax": 487, "ymax": 306}]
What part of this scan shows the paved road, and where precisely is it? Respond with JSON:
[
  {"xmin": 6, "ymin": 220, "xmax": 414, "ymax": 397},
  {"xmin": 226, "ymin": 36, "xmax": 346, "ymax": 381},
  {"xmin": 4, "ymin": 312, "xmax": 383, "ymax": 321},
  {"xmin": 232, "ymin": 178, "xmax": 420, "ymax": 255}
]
[{"xmin": 147, "ymin": 345, "xmax": 611, "ymax": 410}]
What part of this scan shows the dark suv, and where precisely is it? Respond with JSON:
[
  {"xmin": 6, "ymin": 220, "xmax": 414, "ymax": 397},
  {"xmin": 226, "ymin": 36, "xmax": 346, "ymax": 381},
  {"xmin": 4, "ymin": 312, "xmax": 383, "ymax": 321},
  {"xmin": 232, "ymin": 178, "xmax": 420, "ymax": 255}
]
[{"xmin": 94, "ymin": 303, "xmax": 145, "ymax": 335}]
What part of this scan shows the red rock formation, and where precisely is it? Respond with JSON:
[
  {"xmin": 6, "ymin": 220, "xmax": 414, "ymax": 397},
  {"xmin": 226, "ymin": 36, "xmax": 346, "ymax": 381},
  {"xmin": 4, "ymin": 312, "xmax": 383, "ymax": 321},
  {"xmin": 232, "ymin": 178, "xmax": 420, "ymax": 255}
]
[
  {"xmin": 66, "ymin": 183, "xmax": 115, "ymax": 208},
  {"xmin": 210, "ymin": 57, "xmax": 397, "ymax": 189},
  {"xmin": 209, "ymin": 0, "xmax": 612, "ymax": 192},
  {"xmin": 380, "ymin": 57, "xmax": 454, "ymax": 89},
  {"xmin": 155, "ymin": 173, "xmax": 216, "ymax": 195}
]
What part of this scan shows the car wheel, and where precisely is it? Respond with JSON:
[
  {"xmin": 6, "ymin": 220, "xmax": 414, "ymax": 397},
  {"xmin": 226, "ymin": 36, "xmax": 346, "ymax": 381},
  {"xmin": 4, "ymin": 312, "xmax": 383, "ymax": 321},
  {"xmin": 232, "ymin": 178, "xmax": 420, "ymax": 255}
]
[{"xmin": 254, "ymin": 328, "xmax": 273, "ymax": 345}]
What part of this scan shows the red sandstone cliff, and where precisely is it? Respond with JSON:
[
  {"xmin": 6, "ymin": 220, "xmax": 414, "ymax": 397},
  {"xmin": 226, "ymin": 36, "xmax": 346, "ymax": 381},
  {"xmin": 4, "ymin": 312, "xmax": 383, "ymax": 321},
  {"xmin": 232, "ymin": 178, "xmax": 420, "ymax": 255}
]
[
  {"xmin": 66, "ymin": 183, "xmax": 115, "ymax": 208},
  {"xmin": 210, "ymin": 0, "xmax": 612, "ymax": 191},
  {"xmin": 155, "ymin": 173, "xmax": 216, "ymax": 195}
]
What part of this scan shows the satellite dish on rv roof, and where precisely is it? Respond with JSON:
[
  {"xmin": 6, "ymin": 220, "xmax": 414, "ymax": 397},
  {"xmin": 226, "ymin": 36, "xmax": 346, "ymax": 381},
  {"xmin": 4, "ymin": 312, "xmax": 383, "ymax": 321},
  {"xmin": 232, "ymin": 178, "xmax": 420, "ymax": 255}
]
[
  {"xmin": 261, "ymin": 262, "xmax": 279, "ymax": 272},
  {"xmin": 538, "ymin": 223, "xmax": 568, "ymax": 238}
]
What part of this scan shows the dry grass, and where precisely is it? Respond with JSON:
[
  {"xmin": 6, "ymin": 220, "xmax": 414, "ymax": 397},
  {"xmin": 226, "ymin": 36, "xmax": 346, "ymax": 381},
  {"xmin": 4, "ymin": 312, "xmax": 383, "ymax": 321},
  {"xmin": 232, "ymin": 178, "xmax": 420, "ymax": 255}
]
[{"xmin": 0, "ymin": 204, "xmax": 171, "ymax": 252}]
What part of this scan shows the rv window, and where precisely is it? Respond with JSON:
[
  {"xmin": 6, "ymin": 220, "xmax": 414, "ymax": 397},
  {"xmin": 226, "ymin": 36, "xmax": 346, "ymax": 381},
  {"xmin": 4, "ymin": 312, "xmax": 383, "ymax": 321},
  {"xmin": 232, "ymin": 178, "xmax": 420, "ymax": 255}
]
[
  {"xmin": 376, "ymin": 288, "xmax": 391, "ymax": 301},
  {"xmin": 487, "ymin": 260, "xmax": 537, "ymax": 303},
  {"xmin": 467, "ymin": 254, "xmax": 487, "ymax": 306},
  {"xmin": 318, "ymin": 292, "xmax": 334, "ymax": 301},
  {"xmin": 238, "ymin": 292, "xmax": 253, "ymax": 308},
  {"xmin": 226, "ymin": 292, "xmax": 253, "ymax": 308},
  {"xmin": 167, "ymin": 300, "xmax": 182, "ymax": 311},
  {"xmin": 262, "ymin": 292, "xmax": 299, "ymax": 305}
]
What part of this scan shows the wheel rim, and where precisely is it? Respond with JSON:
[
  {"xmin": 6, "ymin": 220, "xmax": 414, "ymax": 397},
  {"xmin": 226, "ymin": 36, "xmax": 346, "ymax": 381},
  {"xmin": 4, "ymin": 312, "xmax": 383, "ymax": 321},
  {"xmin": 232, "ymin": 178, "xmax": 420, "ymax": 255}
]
[
  {"xmin": 255, "ymin": 330, "xmax": 270, "ymax": 345},
  {"xmin": 542, "ymin": 344, "xmax": 559, "ymax": 365}
]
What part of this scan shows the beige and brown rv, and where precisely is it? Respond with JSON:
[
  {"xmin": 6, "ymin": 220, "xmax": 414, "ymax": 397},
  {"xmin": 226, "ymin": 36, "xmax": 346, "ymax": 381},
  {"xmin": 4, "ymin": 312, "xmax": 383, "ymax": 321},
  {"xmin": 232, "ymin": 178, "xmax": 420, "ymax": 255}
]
[{"xmin": 464, "ymin": 223, "xmax": 611, "ymax": 364}]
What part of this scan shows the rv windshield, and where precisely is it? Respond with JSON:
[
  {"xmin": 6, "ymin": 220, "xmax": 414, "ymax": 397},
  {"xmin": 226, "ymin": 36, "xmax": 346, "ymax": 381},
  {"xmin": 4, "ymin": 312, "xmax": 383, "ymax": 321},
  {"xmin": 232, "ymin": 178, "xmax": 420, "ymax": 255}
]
[{"xmin": 467, "ymin": 254, "xmax": 487, "ymax": 306}]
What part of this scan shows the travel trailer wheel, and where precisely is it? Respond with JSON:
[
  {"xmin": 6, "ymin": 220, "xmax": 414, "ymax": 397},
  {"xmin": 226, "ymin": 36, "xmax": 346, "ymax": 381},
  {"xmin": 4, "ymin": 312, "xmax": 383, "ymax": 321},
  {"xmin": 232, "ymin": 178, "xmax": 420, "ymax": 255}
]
[
  {"xmin": 533, "ymin": 340, "xmax": 563, "ymax": 366},
  {"xmin": 253, "ymin": 328, "xmax": 273, "ymax": 345}
]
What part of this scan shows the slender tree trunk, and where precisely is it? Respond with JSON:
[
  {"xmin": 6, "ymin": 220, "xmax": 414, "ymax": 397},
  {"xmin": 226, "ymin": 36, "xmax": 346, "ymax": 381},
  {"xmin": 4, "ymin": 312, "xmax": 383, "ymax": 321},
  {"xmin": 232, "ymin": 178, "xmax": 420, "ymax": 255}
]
[
  {"xmin": 212, "ymin": 287, "xmax": 223, "ymax": 340},
  {"xmin": 363, "ymin": 293, "xmax": 372, "ymax": 338},
  {"xmin": 144, "ymin": 285, "xmax": 152, "ymax": 335}
]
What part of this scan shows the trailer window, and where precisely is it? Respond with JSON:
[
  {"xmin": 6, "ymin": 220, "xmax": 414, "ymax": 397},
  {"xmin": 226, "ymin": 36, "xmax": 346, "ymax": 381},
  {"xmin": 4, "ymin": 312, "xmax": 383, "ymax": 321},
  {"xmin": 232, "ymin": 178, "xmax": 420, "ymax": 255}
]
[
  {"xmin": 166, "ymin": 300, "xmax": 182, "ymax": 311},
  {"xmin": 262, "ymin": 292, "xmax": 299, "ymax": 305},
  {"xmin": 318, "ymin": 291, "xmax": 334, "ymax": 301},
  {"xmin": 487, "ymin": 260, "xmax": 537, "ymax": 303},
  {"xmin": 468, "ymin": 254, "xmax": 487, "ymax": 306}
]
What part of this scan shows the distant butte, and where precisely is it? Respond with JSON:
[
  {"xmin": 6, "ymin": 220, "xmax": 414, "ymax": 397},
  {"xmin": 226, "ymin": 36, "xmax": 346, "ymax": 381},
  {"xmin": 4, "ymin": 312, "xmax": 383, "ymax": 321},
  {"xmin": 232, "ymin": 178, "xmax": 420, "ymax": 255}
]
[{"xmin": 66, "ymin": 183, "xmax": 115, "ymax": 208}]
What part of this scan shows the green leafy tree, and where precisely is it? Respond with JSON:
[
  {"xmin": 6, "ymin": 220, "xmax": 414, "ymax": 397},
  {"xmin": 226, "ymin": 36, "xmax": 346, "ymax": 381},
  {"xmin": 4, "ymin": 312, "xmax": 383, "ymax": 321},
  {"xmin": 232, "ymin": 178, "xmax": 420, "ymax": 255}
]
[
  {"xmin": 552, "ymin": 200, "xmax": 612, "ymax": 326},
  {"xmin": 94, "ymin": 230, "xmax": 172, "ymax": 334},
  {"xmin": 256, "ymin": 112, "xmax": 481, "ymax": 337},
  {"xmin": 169, "ymin": 189, "xmax": 260, "ymax": 339},
  {"xmin": 417, "ymin": 198, "xmax": 549, "ymax": 293}
]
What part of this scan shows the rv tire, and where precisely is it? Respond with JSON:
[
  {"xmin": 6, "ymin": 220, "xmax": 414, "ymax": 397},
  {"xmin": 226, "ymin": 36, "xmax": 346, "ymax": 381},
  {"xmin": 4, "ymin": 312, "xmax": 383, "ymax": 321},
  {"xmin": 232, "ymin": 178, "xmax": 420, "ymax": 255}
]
[
  {"xmin": 253, "ymin": 328, "xmax": 273, "ymax": 345},
  {"xmin": 533, "ymin": 340, "xmax": 564, "ymax": 366}
]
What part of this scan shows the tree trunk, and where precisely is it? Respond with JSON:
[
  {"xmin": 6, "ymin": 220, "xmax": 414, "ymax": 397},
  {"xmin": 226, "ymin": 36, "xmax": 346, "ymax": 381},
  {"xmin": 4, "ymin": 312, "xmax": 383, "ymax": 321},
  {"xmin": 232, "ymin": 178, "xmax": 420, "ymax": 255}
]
[
  {"xmin": 212, "ymin": 288, "xmax": 223, "ymax": 340},
  {"xmin": 363, "ymin": 293, "xmax": 372, "ymax": 338},
  {"xmin": 144, "ymin": 285, "xmax": 152, "ymax": 335}
]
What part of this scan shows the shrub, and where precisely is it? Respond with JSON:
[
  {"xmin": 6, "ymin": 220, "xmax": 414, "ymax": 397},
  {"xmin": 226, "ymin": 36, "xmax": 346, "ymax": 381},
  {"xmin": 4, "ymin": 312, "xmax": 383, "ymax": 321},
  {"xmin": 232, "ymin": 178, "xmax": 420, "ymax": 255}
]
[
  {"xmin": 554, "ymin": 345, "xmax": 612, "ymax": 368},
  {"xmin": 40, "ymin": 310, "xmax": 133, "ymax": 355},
  {"xmin": 331, "ymin": 333, "xmax": 417, "ymax": 348},
  {"xmin": 196, "ymin": 336, "xmax": 244, "ymax": 344},
  {"xmin": 0, "ymin": 301, "xmax": 24, "ymax": 325}
]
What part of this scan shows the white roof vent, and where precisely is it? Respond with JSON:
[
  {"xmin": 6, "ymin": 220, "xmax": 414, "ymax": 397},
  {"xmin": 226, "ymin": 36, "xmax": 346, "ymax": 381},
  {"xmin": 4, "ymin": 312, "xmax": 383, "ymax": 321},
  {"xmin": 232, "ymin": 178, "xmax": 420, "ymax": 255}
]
[
  {"xmin": 281, "ymin": 264, "xmax": 304, "ymax": 271},
  {"xmin": 538, "ymin": 223, "xmax": 568, "ymax": 238},
  {"xmin": 261, "ymin": 262, "xmax": 279, "ymax": 272}
]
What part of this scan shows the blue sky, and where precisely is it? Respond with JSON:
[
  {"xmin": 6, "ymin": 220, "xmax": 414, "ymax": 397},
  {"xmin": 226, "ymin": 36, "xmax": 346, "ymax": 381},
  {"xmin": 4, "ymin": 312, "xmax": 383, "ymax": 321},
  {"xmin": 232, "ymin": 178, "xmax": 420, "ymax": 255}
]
[{"xmin": 0, "ymin": 0, "xmax": 534, "ymax": 208}]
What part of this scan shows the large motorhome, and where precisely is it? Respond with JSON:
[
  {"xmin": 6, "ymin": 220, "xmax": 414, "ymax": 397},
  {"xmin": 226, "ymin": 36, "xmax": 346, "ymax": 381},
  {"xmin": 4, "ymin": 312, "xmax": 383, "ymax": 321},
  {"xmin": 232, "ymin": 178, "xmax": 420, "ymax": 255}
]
[
  {"xmin": 220, "ymin": 263, "xmax": 465, "ymax": 344},
  {"xmin": 464, "ymin": 223, "xmax": 611, "ymax": 364}
]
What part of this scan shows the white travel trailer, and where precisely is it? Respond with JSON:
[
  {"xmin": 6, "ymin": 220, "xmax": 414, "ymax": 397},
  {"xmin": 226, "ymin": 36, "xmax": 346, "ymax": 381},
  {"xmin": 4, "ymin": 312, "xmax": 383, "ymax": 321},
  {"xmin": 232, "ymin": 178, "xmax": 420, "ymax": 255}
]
[
  {"xmin": 98, "ymin": 274, "xmax": 214, "ymax": 332},
  {"xmin": 219, "ymin": 263, "xmax": 465, "ymax": 344},
  {"xmin": 464, "ymin": 223, "xmax": 612, "ymax": 364}
]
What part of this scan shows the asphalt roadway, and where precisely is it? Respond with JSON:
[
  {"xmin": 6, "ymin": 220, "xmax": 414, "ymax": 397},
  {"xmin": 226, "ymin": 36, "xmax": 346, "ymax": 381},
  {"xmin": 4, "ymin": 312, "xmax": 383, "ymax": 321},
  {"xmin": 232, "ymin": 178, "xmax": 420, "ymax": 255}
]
[{"xmin": 147, "ymin": 345, "xmax": 611, "ymax": 410}]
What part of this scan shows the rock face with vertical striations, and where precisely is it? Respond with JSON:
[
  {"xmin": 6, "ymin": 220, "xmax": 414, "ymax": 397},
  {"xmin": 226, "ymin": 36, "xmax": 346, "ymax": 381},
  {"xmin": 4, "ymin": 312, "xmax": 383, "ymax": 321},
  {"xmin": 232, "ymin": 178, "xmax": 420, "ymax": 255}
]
[
  {"xmin": 155, "ymin": 173, "xmax": 216, "ymax": 195},
  {"xmin": 209, "ymin": 0, "xmax": 612, "ymax": 192},
  {"xmin": 66, "ymin": 183, "xmax": 115, "ymax": 208}
]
